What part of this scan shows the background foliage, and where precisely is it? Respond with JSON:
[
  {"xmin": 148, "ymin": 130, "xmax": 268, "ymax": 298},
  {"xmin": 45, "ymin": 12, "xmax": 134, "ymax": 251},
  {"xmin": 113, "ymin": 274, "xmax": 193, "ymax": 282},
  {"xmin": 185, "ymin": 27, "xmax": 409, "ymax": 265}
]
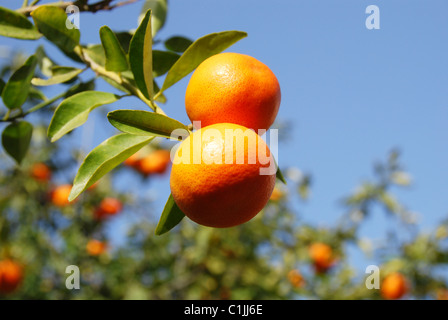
[{"xmin": 0, "ymin": 0, "xmax": 447, "ymax": 300}]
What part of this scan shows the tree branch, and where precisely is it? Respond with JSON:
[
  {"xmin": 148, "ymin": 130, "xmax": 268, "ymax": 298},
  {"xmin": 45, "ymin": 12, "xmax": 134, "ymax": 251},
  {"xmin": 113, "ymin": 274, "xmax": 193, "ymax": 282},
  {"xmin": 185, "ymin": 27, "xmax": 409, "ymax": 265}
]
[{"xmin": 17, "ymin": 0, "xmax": 140, "ymax": 17}]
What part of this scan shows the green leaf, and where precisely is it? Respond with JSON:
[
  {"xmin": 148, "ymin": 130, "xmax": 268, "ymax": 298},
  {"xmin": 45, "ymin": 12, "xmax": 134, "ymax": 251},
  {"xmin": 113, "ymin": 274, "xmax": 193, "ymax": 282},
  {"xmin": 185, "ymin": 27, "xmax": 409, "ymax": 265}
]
[
  {"xmin": 1, "ymin": 121, "xmax": 33, "ymax": 164},
  {"xmin": 0, "ymin": 6, "xmax": 42, "ymax": 40},
  {"xmin": 155, "ymin": 194, "xmax": 186, "ymax": 235},
  {"xmin": 2, "ymin": 55, "xmax": 37, "ymax": 109},
  {"xmin": 100, "ymin": 26, "xmax": 129, "ymax": 72},
  {"xmin": 152, "ymin": 50, "xmax": 180, "ymax": 77},
  {"xmin": 69, "ymin": 133, "xmax": 154, "ymax": 201},
  {"xmin": 31, "ymin": 6, "xmax": 80, "ymax": 54},
  {"xmin": 276, "ymin": 166, "xmax": 287, "ymax": 185},
  {"xmin": 157, "ymin": 30, "xmax": 247, "ymax": 96},
  {"xmin": 107, "ymin": 110, "xmax": 189, "ymax": 139},
  {"xmin": 48, "ymin": 91, "xmax": 120, "ymax": 142},
  {"xmin": 83, "ymin": 44, "xmax": 106, "ymax": 67},
  {"xmin": 35, "ymin": 45, "xmax": 57, "ymax": 77},
  {"xmin": 31, "ymin": 67, "xmax": 83, "ymax": 86},
  {"xmin": 0, "ymin": 78, "xmax": 5, "ymax": 96},
  {"xmin": 129, "ymin": 9, "xmax": 153, "ymax": 100},
  {"xmin": 164, "ymin": 36, "xmax": 193, "ymax": 53},
  {"xmin": 139, "ymin": 0, "xmax": 167, "ymax": 37}
]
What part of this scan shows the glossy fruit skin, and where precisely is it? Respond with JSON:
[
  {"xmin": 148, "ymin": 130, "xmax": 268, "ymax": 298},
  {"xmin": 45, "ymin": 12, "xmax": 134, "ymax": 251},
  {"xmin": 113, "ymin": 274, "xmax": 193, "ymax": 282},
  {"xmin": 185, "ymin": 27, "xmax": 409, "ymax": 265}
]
[
  {"xmin": 185, "ymin": 52, "xmax": 281, "ymax": 131},
  {"xmin": 170, "ymin": 123, "xmax": 276, "ymax": 228},
  {"xmin": 31, "ymin": 163, "xmax": 52, "ymax": 182},
  {"xmin": 381, "ymin": 272, "xmax": 408, "ymax": 300},
  {"xmin": 0, "ymin": 260, "xmax": 23, "ymax": 294},
  {"xmin": 50, "ymin": 184, "xmax": 72, "ymax": 207},
  {"xmin": 138, "ymin": 150, "xmax": 171, "ymax": 175},
  {"xmin": 309, "ymin": 242, "xmax": 335, "ymax": 273}
]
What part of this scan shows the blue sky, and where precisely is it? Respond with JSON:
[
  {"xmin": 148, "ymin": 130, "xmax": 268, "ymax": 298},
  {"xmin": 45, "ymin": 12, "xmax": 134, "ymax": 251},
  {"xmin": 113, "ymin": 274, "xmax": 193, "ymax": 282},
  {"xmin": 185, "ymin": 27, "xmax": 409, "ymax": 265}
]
[{"xmin": 1, "ymin": 0, "xmax": 448, "ymax": 271}]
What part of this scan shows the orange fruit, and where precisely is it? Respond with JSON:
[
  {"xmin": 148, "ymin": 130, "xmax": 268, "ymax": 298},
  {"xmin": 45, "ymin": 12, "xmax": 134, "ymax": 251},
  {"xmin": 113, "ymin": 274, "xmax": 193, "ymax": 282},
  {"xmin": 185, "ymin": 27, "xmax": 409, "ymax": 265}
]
[
  {"xmin": 170, "ymin": 123, "xmax": 276, "ymax": 228},
  {"xmin": 50, "ymin": 184, "xmax": 73, "ymax": 207},
  {"xmin": 269, "ymin": 186, "xmax": 284, "ymax": 201},
  {"xmin": 380, "ymin": 272, "xmax": 408, "ymax": 300},
  {"xmin": 309, "ymin": 242, "xmax": 335, "ymax": 273},
  {"xmin": 185, "ymin": 52, "xmax": 281, "ymax": 131},
  {"xmin": 0, "ymin": 260, "xmax": 23, "ymax": 294},
  {"xmin": 436, "ymin": 289, "xmax": 448, "ymax": 300},
  {"xmin": 30, "ymin": 163, "xmax": 52, "ymax": 182},
  {"xmin": 288, "ymin": 269, "xmax": 305, "ymax": 288},
  {"xmin": 137, "ymin": 150, "xmax": 171, "ymax": 175},
  {"xmin": 86, "ymin": 240, "xmax": 107, "ymax": 256},
  {"xmin": 94, "ymin": 197, "xmax": 122, "ymax": 220},
  {"xmin": 124, "ymin": 153, "xmax": 141, "ymax": 168}
]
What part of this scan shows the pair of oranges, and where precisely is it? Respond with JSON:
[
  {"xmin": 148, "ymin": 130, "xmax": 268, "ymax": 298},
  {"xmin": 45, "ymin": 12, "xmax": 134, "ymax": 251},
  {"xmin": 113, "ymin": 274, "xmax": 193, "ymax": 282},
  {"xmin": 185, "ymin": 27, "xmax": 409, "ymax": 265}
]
[{"xmin": 169, "ymin": 52, "xmax": 281, "ymax": 228}]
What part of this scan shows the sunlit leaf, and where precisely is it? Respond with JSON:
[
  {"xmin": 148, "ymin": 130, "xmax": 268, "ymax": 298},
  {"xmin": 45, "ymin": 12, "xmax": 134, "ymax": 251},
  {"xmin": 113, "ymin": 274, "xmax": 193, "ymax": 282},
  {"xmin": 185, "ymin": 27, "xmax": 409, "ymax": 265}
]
[
  {"xmin": 100, "ymin": 26, "xmax": 129, "ymax": 72},
  {"xmin": 158, "ymin": 30, "xmax": 247, "ymax": 96},
  {"xmin": 69, "ymin": 133, "xmax": 154, "ymax": 201},
  {"xmin": 129, "ymin": 9, "xmax": 153, "ymax": 100},
  {"xmin": 0, "ymin": 6, "xmax": 41, "ymax": 40},
  {"xmin": 31, "ymin": 6, "xmax": 80, "ymax": 54},
  {"xmin": 48, "ymin": 91, "xmax": 120, "ymax": 142},
  {"xmin": 32, "ymin": 67, "xmax": 83, "ymax": 86},
  {"xmin": 155, "ymin": 194, "xmax": 186, "ymax": 235},
  {"xmin": 107, "ymin": 109, "xmax": 189, "ymax": 139}
]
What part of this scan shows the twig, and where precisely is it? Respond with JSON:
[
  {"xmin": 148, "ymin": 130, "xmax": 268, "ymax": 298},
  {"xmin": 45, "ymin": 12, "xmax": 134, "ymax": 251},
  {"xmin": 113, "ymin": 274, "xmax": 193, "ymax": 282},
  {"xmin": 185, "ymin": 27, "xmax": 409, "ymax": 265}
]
[{"xmin": 17, "ymin": 0, "xmax": 140, "ymax": 17}]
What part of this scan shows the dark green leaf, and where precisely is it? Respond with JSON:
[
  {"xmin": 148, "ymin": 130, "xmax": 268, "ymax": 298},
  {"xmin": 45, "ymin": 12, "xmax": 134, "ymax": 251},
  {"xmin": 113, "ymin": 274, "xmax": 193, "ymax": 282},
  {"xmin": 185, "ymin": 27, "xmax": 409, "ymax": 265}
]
[
  {"xmin": 48, "ymin": 91, "xmax": 120, "ymax": 142},
  {"xmin": 155, "ymin": 193, "xmax": 186, "ymax": 235},
  {"xmin": 0, "ymin": 78, "xmax": 5, "ymax": 96},
  {"xmin": 69, "ymin": 133, "xmax": 154, "ymax": 201},
  {"xmin": 129, "ymin": 9, "xmax": 153, "ymax": 100},
  {"xmin": 139, "ymin": 0, "xmax": 167, "ymax": 37},
  {"xmin": 31, "ymin": 67, "xmax": 83, "ymax": 86},
  {"xmin": 3, "ymin": 55, "xmax": 37, "ymax": 109},
  {"xmin": 100, "ymin": 26, "xmax": 129, "ymax": 72},
  {"xmin": 157, "ymin": 31, "xmax": 247, "ymax": 96},
  {"xmin": 152, "ymin": 50, "xmax": 180, "ymax": 77},
  {"xmin": 1, "ymin": 121, "xmax": 33, "ymax": 164},
  {"xmin": 114, "ymin": 31, "xmax": 133, "ymax": 53},
  {"xmin": 64, "ymin": 80, "xmax": 96, "ymax": 98},
  {"xmin": 0, "ymin": 6, "xmax": 42, "ymax": 40},
  {"xmin": 164, "ymin": 36, "xmax": 193, "ymax": 53},
  {"xmin": 276, "ymin": 166, "xmax": 287, "ymax": 185},
  {"xmin": 31, "ymin": 6, "xmax": 80, "ymax": 54},
  {"xmin": 107, "ymin": 110, "xmax": 189, "ymax": 139}
]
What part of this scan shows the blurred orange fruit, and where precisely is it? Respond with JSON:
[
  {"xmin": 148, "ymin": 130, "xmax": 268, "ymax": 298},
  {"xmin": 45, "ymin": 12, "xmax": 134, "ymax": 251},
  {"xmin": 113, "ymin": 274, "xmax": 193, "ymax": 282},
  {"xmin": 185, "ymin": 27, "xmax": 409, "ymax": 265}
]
[
  {"xmin": 86, "ymin": 240, "xmax": 107, "ymax": 256},
  {"xmin": 269, "ymin": 186, "xmax": 284, "ymax": 201},
  {"xmin": 50, "ymin": 184, "xmax": 73, "ymax": 207},
  {"xmin": 309, "ymin": 242, "xmax": 335, "ymax": 273},
  {"xmin": 436, "ymin": 289, "xmax": 448, "ymax": 300},
  {"xmin": 170, "ymin": 123, "xmax": 276, "ymax": 228},
  {"xmin": 380, "ymin": 272, "xmax": 408, "ymax": 300},
  {"xmin": 137, "ymin": 149, "xmax": 171, "ymax": 175},
  {"xmin": 288, "ymin": 269, "xmax": 305, "ymax": 288},
  {"xmin": 0, "ymin": 260, "xmax": 23, "ymax": 294},
  {"xmin": 94, "ymin": 197, "xmax": 122, "ymax": 220},
  {"xmin": 185, "ymin": 52, "xmax": 281, "ymax": 131},
  {"xmin": 124, "ymin": 153, "xmax": 141, "ymax": 168},
  {"xmin": 30, "ymin": 163, "xmax": 52, "ymax": 182}
]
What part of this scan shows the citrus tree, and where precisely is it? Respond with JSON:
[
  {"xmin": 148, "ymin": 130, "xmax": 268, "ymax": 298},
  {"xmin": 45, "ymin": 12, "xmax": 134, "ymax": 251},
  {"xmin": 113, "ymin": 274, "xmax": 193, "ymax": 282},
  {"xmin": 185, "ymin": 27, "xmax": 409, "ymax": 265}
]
[{"xmin": 0, "ymin": 0, "xmax": 447, "ymax": 300}]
